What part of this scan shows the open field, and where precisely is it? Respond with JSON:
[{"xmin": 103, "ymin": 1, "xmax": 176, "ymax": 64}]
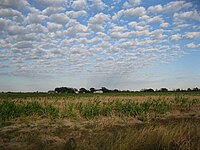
[{"xmin": 1, "ymin": 92, "xmax": 200, "ymax": 149}]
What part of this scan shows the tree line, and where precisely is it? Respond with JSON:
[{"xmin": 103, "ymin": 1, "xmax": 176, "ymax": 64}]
[
  {"xmin": 52, "ymin": 87, "xmax": 200, "ymax": 94},
  {"xmin": 54, "ymin": 87, "xmax": 110, "ymax": 93}
]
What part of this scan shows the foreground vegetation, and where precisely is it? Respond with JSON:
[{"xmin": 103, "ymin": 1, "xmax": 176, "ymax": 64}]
[
  {"xmin": 0, "ymin": 92, "xmax": 200, "ymax": 149},
  {"xmin": 0, "ymin": 118, "xmax": 199, "ymax": 149},
  {"xmin": 1, "ymin": 95, "xmax": 199, "ymax": 121},
  {"xmin": 82, "ymin": 119, "xmax": 200, "ymax": 150}
]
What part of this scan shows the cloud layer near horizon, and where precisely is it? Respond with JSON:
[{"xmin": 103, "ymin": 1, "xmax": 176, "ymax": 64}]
[{"xmin": 0, "ymin": 0, "xmax": 200, "ymax": 91}]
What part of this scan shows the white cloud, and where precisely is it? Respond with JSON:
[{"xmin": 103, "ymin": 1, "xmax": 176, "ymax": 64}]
[
  {"xmin": 0, "ymin": 8, "xmax": 22, "ymax": 18},
  {"xmin": 160, "ymin": 22, "xmax": 169, "ymax": 28},
  {"xmin": 86, "ymin": 36, "xmax": 101, "ymax": 44},
  {"xmin": 26, "ymin": 24, "xmax": 48, "ymax": 33},
  {"xmin": 183, "ymin": 32, "xmax": 200, "ymax": 39},
  {"xmin": 174, "ymin": 24, "xmax": 191, "ymax": 30},
  {"xmin": 34, "ymin": 0, "xmax": 64, "ymax": 7},
  {"xmin": 90, "ymin": 0, "xmax": 107, "ymax": 10},
  {"xmin": 47, "ymin": 22, "xmax": 62, "ymax": 31},
  {"xmin": 139, "ymin": 15, "xmax": 150, "ymax": 20},
  {"xmin": 128, "ymin": 21, "xmax": 149, "ymax": 31},
  {"xmin": 121, "ymin": 40, "xmax": 136, "ymax": 48},
  {"xmin": 138, "ymin": 47, "xmax": 160, "ymax": 53},
  {"xmin": 150, "ymin": 29, "xmax": 164, "ymax": 40},
  {"xmin": 65, "ymin": 19, "xmax": 88, "ymax": 34},
  {"xmin": 147, "ymin": 5, "xmax": 162, "ymax": 14},
  {"xmin": 64, "ymin": 21, "xmax": 87, "ymax": 37},
  {"xmin": 112, "ymin": 0, "xmax": 120, "ymax": 5},
  {"xmin": 174, "ymin": 10, "xmax": 200, "ymax": 22},
  {"xmin": 98, "ymin": 41, "xmax": 112, "ymax": 48},
  {"xmin": 123, "ymin": 0, "xmax": 141, "ymax": 8},
  {"xmin": 123, "ymin": 7, "xmax": 146, "ymax": 17},
  {"xmin": 72, "ymin": 0, "xmax": 87, "ymax": 10},
  {"xmin": 146, "ymin": 16, "xmax": 164, "ymax": 24},
  {"xmin": 26, "ymin": 13, "xmax": 47, "ymax": 24},
  {"xmin": 163, "ymin": 1, "xmax": 192, "ymax": 13},
  {"xmin": 7, "ymin": 24, "xmax": 26, "ymax": 35},
  {"xmin": 88, "ymin": 13, "xmax": 110, "ymax": 31},
  {"xmin": 110, "ymin": 24, "xmax": 127, "ymax": 32},
  {"xmin": 74, "ymin": 23, "xmax": 87, "ymax": 32},
  {"xmin": 171, "ymin": 45, "xmax": 180, "ymax": 50},
  {"xmin": 132, "ymin": 30, "xmax": 150, "ymax": 37},
  {"xmin": 66, "ymin": 10, "xmax": 87, "ymax": 18},
  {"xmin": 148, "ymin": 1, "xmax": 192, "ymax": 14},
  {"xmin": 50, "ymin": 13, "xmax": 69, "ymax": 24},
  {"xmin": 0, "ymin": 0, "xmax": 30, "ymax": 9},
  {"xmin": 110, "ymin": 31, "xmax": 131, "ymax": 38},
  {"xmin": 13, "ymin": 41, "xmax": 33, "ymax": 49},
  {"xmin": 14, "ymin": 33, "xmax": 42, "ymax": 42},
  {"xmin": 0, "ymin": 18, "xmax": 11, "ymax": 31},
  {"xmin": 170, "ymin": 34, "xmax": 181, "ymax": 41},
  {"xmin": 185, "ymin": 43, "xmax": 200, "ymax": 49},
  {"xmin": 42, "ymin": 7, "xmax": 66, "ymax": 16},
  {"xmin": 135, "ymin": 39, "xmax": 159, "ymax": 46},
  {"xmin": 112, "ymin": 7, "xmax": 146, "ymax": 20}
]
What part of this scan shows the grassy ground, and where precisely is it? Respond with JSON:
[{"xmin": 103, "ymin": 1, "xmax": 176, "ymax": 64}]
[
  {"xmin": 0, "ymin": 92, "xmax": 200, "ymax": 149},
  {"xmin": 1, "ymin": 91, "xmax": 200, "ymax": 99}
]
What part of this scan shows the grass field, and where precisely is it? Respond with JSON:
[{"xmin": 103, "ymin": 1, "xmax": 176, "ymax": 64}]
[{"xmin": 0, "ymin": 92, "xmax": 200, "ymax": 149}]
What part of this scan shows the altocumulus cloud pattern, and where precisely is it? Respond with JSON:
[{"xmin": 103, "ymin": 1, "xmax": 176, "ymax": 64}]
[{"xmin": 0, "ymin": 0, "xmax": 200, "ymax": 91}]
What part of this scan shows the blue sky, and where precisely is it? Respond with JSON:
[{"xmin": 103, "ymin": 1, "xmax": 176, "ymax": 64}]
[{"xmin": 0, "ymin": 0, "xmax": 200, "ymax": 92}]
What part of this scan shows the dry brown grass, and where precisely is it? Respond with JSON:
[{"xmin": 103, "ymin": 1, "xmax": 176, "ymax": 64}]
[
  {"xmin": 78, "ymin": 118, "xmax": 200, "ymax": 150},
  {"xmin": 1, "ymin": 117, "xmax": 200, "ymax": 150}
]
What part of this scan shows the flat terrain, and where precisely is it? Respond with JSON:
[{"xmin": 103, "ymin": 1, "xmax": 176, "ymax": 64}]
[{"xmin": 0, "ymin": 92, "xmax": 200, "ymax": 149}]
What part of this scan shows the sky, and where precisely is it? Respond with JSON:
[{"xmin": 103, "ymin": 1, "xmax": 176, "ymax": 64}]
[{"xmin": 0, "ymin": 0, "xmax": 200, "ymax": 92}]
